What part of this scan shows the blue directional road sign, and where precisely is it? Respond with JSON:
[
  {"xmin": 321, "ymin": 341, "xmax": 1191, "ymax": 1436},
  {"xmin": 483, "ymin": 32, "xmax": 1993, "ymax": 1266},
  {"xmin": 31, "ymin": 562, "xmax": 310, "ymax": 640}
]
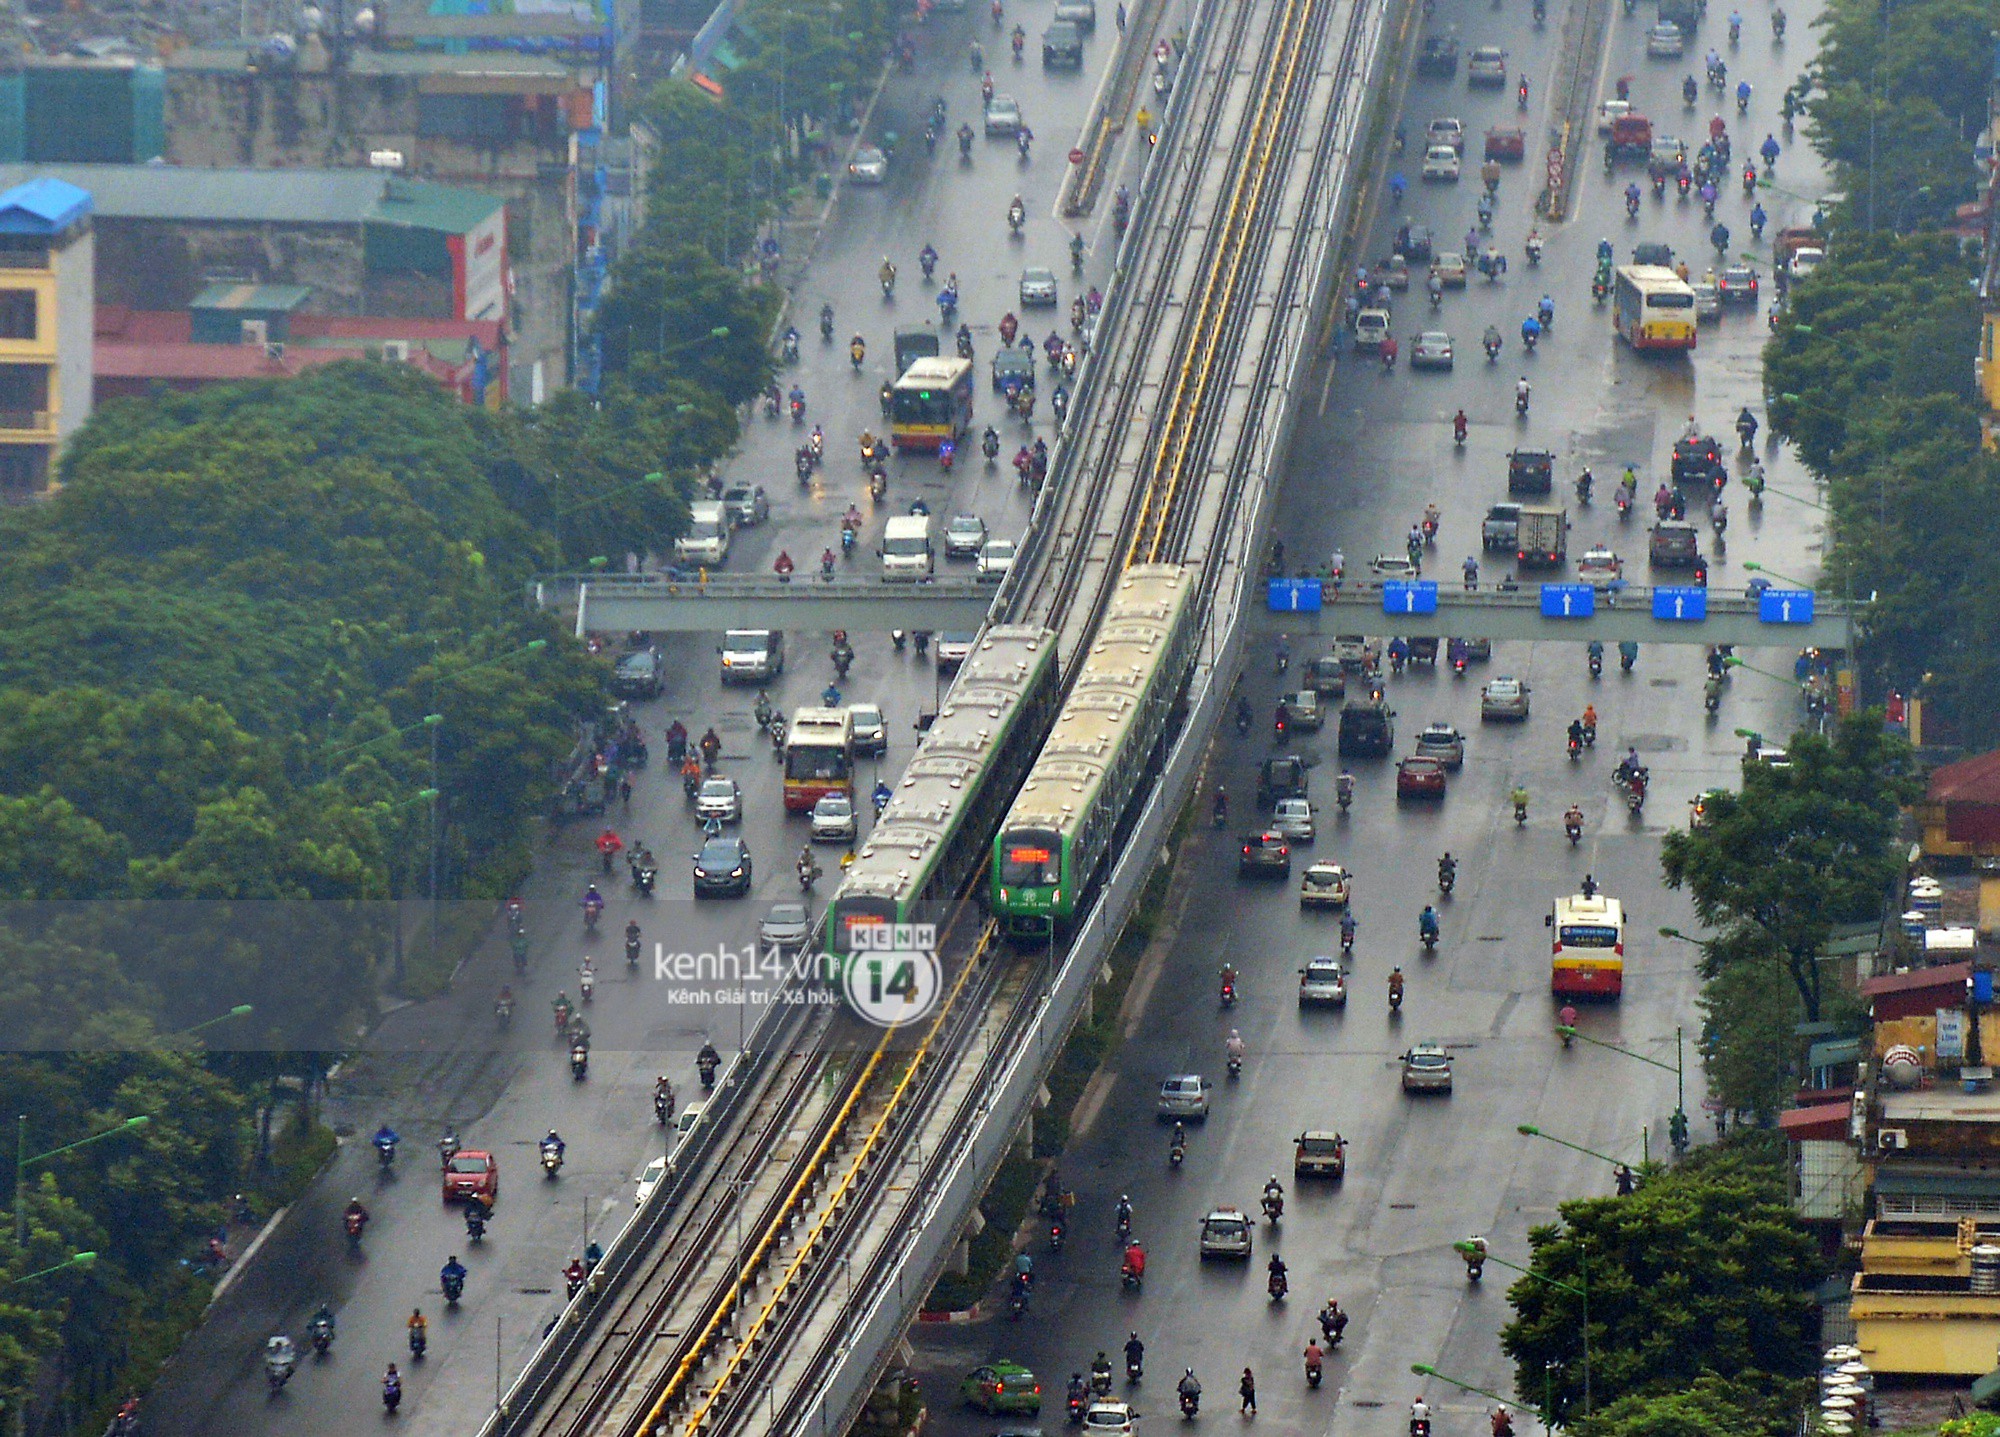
[
  {"xmin": 1267, "ymin": 577, "xmax": 1323, "ymax": 613},
  {"xmin": 1381, "ymin": 581, "xmax": 1439, "ymax": 616},
  {"xmin": 1653, "ymin": 586, "xmax": 1708, "ymax": 622},
  {"xmin": 1758, "ymin": 588, "xmax": 1815, "ymax": 625},
  {"xmin": 1540, "ymin": 583, "xmax": 1596, "ymax": 618}
]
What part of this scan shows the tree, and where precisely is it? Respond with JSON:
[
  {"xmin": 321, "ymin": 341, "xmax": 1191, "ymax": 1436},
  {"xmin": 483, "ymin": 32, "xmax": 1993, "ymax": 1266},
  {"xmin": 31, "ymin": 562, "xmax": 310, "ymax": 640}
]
[
  {"xmin": 1660, "ymin": 716, "xmax": 1916, "ymax": 1021},
  {"xmin": 1571, "ymin": 1373, "xmax": 1815, "ymax": 1437},
  {"xmin": 1696, "ymin": 948, "xmax": 1802, "ymax": 1125},
  {"xmin": 595, "ymin": 244, "xmax": 777, "ymax": 405},
  {"xmin": 1498, "ymin": 1161, "xmax": 1821, "ymax": 1421}
]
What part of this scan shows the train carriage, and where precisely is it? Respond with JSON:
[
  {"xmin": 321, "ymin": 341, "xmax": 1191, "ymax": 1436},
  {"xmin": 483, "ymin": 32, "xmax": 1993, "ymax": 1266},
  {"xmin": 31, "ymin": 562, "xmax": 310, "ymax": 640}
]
[{"xmin": 993, "ymin": 566, "xmax": 1197, "ymax": 939}]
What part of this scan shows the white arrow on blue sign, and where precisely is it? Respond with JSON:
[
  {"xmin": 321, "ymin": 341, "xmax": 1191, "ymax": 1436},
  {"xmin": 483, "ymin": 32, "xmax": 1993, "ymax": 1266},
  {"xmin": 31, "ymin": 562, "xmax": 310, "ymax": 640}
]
[
  {"xmin": 1652, "ymin": 586, "xmax": 1708, "ymax": 622},
  {"xmin": 1539, "ymin": 583, "xmax": 1596, "ymax": 618},
  {"xmin": 1266, "ymin": 577, "xmax": 1324, "ymax": 613},
  {"xmin": 1757, "ymin": 588, "xmax": 1815, "ymax": 625},
  {"xmin": 1381, "ymin": 581, "xmax": 1439, "ymax": 616}
]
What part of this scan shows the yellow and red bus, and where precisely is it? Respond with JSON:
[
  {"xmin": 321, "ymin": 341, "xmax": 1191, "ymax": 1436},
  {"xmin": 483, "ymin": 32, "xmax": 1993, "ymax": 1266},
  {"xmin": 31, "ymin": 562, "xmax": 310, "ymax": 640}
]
[
  {"xmin": 889, "ymin": 357, "xmax": 974, "ymax": 452},
  {"xmin": 783, "ymin": 707, "xmax": 855, "ymax": 812},
  {"xmin": 1549, "ymin": 892, "xmax": 1625, "ymax": 999},
  {"xmin": 1612, "ymin": 265, "xmax": 1697, "ymax": 351}
]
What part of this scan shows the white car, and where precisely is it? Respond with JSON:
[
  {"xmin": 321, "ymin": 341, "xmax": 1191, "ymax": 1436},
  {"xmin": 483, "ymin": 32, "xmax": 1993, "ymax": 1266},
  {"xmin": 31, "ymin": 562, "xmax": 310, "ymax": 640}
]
[
  {"xmin": 1422, "ymin": 144, "xmax": 1461, "ymax": 181},
  {"xmin": 978, "ymin": 538, "xmax": 1017, "ymax": 581},
  {"xmin": 635, "ymin": 1154, "xmax": 668, "ymax": 1207},
  {"xmin": 1083, "ymin": 1402, "xmax": 1137, "ymax": 1437},
  {"xmin": 1199, "ymin": 1207, "xmax": 1253, "ymax": 1259},
  {"xmin": 1480, "ymin": 676, "xmax": 1531, "ymax": 721},
  {"xmin": 1271, "ymin": 796, "xmax": 1316, "ymax": 844},
  {"xmin": 1354, "ymin": 308, "xmax": 1391, "ymax": 349},
  {"xmin": 811, "ymin": 793, "xmax": 858, "ymax": 843},
  {"xmin": 696, "ymin": 776, "xmax": 742, "ymax": 823},
  {"xmin": 1690, "ymin": 279, "xmax": 1721, "ymax": 320},
  {"xmin": 1646, "ymin": 21, "xmax": 1684, "ymax": 55},
  {"xmin": 1299, "ymin": 860, "xmax": 1351, "ymax": 908},
  {"xmin": 984, "ymin": 94, "xmax": 1024, "ymax": 135},
  {"xmin": 1577, "ymin": 547, "xmax": 1624, "ymax": 589},
  {"xmin": 1370, "ymin": 553, "xmax": 1421, "ymax": 579},
  {"xmin": 673, "ymin": 1102, "xmax": 705, "ymax": 1146},
  {"xmin": 1158, "ymin": 1074, "xmax": 1211, "ymax": 1120},
  {"xmin": 1790, "ymin": 247, "xmax": 1825, "ymax": 279},
  {"xmin": 847, "ymin": 146, "xmax": 890, "ymax": 184}
]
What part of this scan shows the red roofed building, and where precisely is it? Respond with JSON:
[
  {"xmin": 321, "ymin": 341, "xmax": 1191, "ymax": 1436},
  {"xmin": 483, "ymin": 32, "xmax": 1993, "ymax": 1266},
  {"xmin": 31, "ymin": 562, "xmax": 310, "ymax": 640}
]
[
  {"xmin": 1923, "ymin": 751, "xmax": 2000, "ymax": 853},
  {"xmin": 94, "ymin": 300, "xmax": 505, "ymax": 407}
]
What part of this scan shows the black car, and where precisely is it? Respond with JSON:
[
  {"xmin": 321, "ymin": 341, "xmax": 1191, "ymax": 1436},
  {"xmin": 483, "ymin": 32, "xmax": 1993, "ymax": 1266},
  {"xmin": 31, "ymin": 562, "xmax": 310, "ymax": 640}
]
[
  {"xmin": 1670, "ymin": 436, "xmax": 1725, "ymax": 489},
  {"xmin": 692, "ymin": 836, "xmax": 753, "ymax": 898},
  {"xmin": 991, "ymin": 347, "xmax": 1036, "ymax": 394},
  {"xmin": 1337, "ymin": 699, "xmax": 1395, "ymax": 758},
  {"xmin": 613, "ymin": 647, "xmax": 664, "ymax": 698},
  {"xmin": 1394, "ymin": 221, "xmax": 1433, "ymax": 263},
  {"xmin": 1632, "ymin": 241, "xmax": 1674, "ymax": 268},
  {"xmin": 1256, "ymin": 755, "xmax": 1309, "ymax": 808},
  {"xmin": 1507, "ymin": 449, "xmax": 1554, "ymax": 496},
  {"xmin": 1416, "ymin": 33, "xmax": 1459, "ymax": 75}
]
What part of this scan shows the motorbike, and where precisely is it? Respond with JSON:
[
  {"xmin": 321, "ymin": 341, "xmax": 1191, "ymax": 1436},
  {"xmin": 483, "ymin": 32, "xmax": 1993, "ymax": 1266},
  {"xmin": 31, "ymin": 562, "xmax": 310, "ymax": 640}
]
[
  {"xmin": 1525, "ymin": 232, "xmax": 1543, "ymax": 265},
  {"xmin": 699, "ymin": 1053, "xmax": 720, "ymax": 1089},
  {"xmin": 1306, "ymin": 1354, "xmax": 1323, "ymax": 1388},
  {"xmin": 1069, "ymin": 1394, "xmax": 1087, "ymax": 1426},
  {"xmin": 1515, "ymin": 388, "xmax": 1530, "ymax": 416},
  {"xmin": 409, "ymin": 1325, "xmax": 427, "ymax": 1360},
  {"xmin": 495, "ymin": 994, "xmax": 514, "ymax": 1029},
  {"xmin": 1128, "ymin": 1355, "xmax": 1144, "ymax": 1384},
  {"xmin": 1588, "ymin": 648, "xmax": 1603, "ymax": 678},
  {"xmin": 309, "ymin": 1317, "xmax": 335, "ymax": 1356},
  {"xmin": 1227, "ymin": 1051, "xmax": 1242, "ymax": 1079},
  {"xmin": 1050, "ymin": 1215, "xmax": 1066, "ymax": 1252},
  {"xmin": 1220, "ymin": 975, "xmax": 1237, "ymax": 1007},
  {"xmin": 1261, "ymin": 1190, "xmax": 1284, "ymax": 1222},
  {"xmin": 1169, "ymin": 1133, "xmax": 1186, "ymax": 1167},
  {"xmin": 542, "ymin": 1143, "xmax": 564, "ymax": 1178},
  {"xmin": 465, "ymin": 1203, "xmax": 487, "ymax": 1241},
  {"xmin": 1438, "ymin": 861, "xmax": 1455, "ymax": 895},
  {"xmin": 1420, "ymin": 920, "xmax": 1438, "ymax": 953},
  {"xmin": 570, "ymin": 1043, "xmax": 589, "ymax": 1080},
  {"xmin": 1180, "ymin": 1390, "xmax": 1200, "ymax": 1419},
  {"xmin": 1269, "ymin": 1268, "xmax": 1289, "ymax": 1301},
  {"xmin": 344, "ymin": 1209, "xmax": 367, "ymax": 1248},
  {"xmin": 1513, "ymin": 798, "xmax": 1529, "ymax": 827},
  {"xmin": 443, "ymin": 1267, "xmax": 466, "ymax": 1303},
  {"xmin": 780, "ymin": 331, "xmax": 798, "ymax": 365},
  {"xmin": 1565, "ymin": 816, "xmax": 1582, "ymax": 846},
  {"xmin": 375, "ymin": 1134, "xmax": 397, "ymax": 1171}
]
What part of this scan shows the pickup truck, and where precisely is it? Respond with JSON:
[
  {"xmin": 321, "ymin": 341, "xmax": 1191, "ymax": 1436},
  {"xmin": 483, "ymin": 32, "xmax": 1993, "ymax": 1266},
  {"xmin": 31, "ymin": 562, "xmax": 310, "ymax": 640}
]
[
  {"xmin": 1649, "ymin": 520, "xmax": 1700, "ymax": 567},
  {"xmin": 1774, "ymin": 226, "xmax": 1825, "ymax": 274},
  {"xmin": 1515, "ymin": 504, "xmax": 1568, "ymax": 569},
  {"xmin": 1605, "ymin": 114, "xmax": 1653, "ymax": 166},
  {"xmin": 1482, "ymin": 502, "xmax": 1521, "ymax": 551},
  {"xmin": 1417, "ymin": 34, "xmax": 1459, "ymax": 75},
  {"xmin": 1507, "ymin": 449, "xmax": 1554, "ymax": 495}
]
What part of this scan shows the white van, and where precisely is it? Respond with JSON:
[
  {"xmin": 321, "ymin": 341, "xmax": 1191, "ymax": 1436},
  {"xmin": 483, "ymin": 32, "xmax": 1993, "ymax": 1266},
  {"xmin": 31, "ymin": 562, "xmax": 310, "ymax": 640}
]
[
  {"xmin": 675, "ymin": 501, "xmax": 732, "ymax": 566},
  {"xmin": 719, "ymin": 629, "xmax": 784, "ymax": 684},
  {"xmin": 880, "ymin": 515, "xmax": 935, "ymax": 582}
]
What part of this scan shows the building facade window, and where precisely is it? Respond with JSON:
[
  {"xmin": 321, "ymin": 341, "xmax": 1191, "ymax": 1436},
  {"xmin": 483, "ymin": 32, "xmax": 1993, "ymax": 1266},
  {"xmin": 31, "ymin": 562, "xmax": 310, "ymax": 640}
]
[{"xmin": 0, "ymin": 290, "xmax": 37, "ymax": 341}]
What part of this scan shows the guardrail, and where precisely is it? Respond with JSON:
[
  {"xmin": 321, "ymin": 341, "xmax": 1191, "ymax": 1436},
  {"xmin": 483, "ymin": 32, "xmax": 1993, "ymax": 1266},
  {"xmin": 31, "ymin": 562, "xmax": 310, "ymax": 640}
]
[{"xmin": 532, "ymin": 574, "xmax": 1002, "ymax": 634}]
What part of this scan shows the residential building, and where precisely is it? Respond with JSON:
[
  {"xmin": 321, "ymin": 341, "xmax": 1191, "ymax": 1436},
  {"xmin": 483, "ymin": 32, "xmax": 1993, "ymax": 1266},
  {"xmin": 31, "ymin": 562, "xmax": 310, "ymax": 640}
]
[
  {"xmin": 161, "ymin": 43, "xmax": 595, "ymax": 397},
  {"xmin": 0, "ymin": 58, "xmax": 165, "ymax": 164},
  {"xmin": 0, "ymin": 176, "xmax": 93, "ymax": 495},
  {"xmin": 0, "ymin": 162, "xmax": 505, "ymax": 332}
]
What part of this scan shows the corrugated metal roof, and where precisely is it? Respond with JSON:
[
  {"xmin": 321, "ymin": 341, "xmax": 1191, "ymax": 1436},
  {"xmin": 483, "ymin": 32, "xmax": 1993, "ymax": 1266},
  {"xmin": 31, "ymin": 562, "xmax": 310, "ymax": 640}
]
[
  {"xmin": 0, "ymin": 164, "xmax": 499, "ymax": 233},
  {"xmin": 190, "ymin": 282, "xmax": 313, "ymax": 313},
  {"xmin": 0, "ymin": 176, "xmax": 91, "ymax": 233}
]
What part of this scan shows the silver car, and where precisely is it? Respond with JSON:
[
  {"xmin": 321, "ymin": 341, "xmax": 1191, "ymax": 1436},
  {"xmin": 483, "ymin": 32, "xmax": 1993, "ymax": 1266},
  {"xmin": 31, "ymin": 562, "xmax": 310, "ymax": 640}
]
[
  {"xmin": 850, "ymin": 702, "xmax": 887, "ymax": 756},
  {"xmin": 1298, "ymin": 956, "xmax": 1348, "ymax": 1007},
  {"xmin": 1414, "ymin": 722, "xmax": 1466, "ymax": 769},
  {"xmin": 1157, "ymin": 1074, "xmax": 1211, "ymax": 1120},
  {"xmin": 1480, "ymin": 676, "xmax": 1531, "ymax": 721},
  {"xmin": 810, "ymin": 793, "xmax": 858, "ymax": 844},
  {"xmin": 984, "ymin": 94, "xmax": 1024, "ymax": 135},
  {"xmin": 1271, "ymin": 796, "xmax": 1316, "ymax": 844},
  {"xmin": 1019, "ymin": 267, "xmax": 1060, "ymax": 308},
  {"xmin": 695, "ymin": 776, "xmax": 742, "ymax": 823},
  {"xmin": 1402, "ymin": 1042, "xmax": 1454, "ymax": 1093},
  {"xmin": 1199, "ymin": 1207, "xmax": 1253, "ymax": 1259},
  {"xmin": 847, "ymin": 146, "xmax": 890, "ymax": 184},
  {"xmin": 759, "ymin": 900, "xmax": 812, "ymax": 954}
]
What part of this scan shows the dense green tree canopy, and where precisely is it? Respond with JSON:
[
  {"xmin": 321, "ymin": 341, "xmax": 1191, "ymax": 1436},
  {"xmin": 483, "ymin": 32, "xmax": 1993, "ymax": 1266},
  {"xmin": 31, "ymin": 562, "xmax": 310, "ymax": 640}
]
[
  {"xmin": 1661, "ymin": 716, "xmax": 1916, "ymax": 1021},
  {"xmin": 1571, "ymin": 1373, "xmax": 1816, "ymax": 1437},
  {"xmin": 1499, "ymin": 1157, "xmax": 1821, "ymax": 1421}
]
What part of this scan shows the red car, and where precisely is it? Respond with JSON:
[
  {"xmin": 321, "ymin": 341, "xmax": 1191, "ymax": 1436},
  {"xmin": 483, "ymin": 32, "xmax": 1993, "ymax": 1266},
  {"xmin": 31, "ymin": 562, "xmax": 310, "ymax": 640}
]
[
  {"xmin": 442, "ymin": 1150, "xmax": 498, "ymax": 1206},
  {"xmin": 1396, "ymin": 756, "xmax": 1448, "ymax": 800}
]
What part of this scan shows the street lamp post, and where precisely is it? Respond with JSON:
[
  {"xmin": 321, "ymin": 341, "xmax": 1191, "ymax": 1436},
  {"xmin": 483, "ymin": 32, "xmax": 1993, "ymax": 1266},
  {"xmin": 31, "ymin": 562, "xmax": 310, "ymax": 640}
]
[
  {"xmin": 1551, "ymin": 1020, "xmax": 1688, "ymax": 1153},
  {"xmin": 16, "ymin": 1116, "xmax": 150, "ymax": 1248},
  {"xmin": 1451, "ymin": 1237, "xmax": 1593, "ymax": 1416}
]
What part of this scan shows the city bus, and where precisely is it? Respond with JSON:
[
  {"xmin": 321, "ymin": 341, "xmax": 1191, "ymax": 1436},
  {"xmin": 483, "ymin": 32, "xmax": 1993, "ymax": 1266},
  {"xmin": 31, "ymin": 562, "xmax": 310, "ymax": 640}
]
[
  {"xmin": 889, "ymin": 357, "xmax": 974, "ymax": 452},
  {"xmin": 1611, "ymin": 265, "xmax": 1697, "ymax": 351},
  {"xmin": 1548, "ymin": 892, "xmax": 1626, "ymax": 999},
  {"xmin": 783, "ymin": 707, "xmax": 855, "ymax": 812}
]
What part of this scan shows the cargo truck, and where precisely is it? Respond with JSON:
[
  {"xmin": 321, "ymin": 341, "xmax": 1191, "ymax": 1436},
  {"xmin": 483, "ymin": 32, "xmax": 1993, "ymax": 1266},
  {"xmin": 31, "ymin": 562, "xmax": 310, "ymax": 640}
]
[{"xmin": 1515, "ymin": 504, "xmax": 1569, "ymax": 569}]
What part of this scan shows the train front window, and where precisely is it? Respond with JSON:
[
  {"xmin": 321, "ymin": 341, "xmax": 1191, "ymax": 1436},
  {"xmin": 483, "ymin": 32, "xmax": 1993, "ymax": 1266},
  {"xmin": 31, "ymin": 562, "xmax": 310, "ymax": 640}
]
[{"xmin": 1000, "ymin": 829, "xmax": 1059, "ymax": 886}]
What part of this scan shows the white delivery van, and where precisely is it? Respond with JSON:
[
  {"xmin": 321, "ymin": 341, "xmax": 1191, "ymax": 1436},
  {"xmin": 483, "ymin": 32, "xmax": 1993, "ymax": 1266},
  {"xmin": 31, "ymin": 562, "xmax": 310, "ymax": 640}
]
[
  {"xmin": 675, "ymin": 501, "xmax": 732, "ymax": 566},
  {"xmin": 879, "ymin": 515, "xmax": 935, "ymax": 582},
  {"xmin": 719, "ymin": 629, "xmax": 785, "ymax": 684}
]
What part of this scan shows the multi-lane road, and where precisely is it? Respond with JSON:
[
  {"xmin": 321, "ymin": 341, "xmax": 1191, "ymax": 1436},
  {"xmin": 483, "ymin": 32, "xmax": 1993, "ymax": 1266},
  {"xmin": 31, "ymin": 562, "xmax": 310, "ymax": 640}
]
[
  {"xmin": 910, "ymin": 0, "xmax": 1831, "ymax": 1432},
  {"xmin": 144, "ymin": 0, "xmax": 1831, "ymax": 1424},
  {"xmin": 143, "ymin": 2, "xmax": 1178, "ymax": 1432}
]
